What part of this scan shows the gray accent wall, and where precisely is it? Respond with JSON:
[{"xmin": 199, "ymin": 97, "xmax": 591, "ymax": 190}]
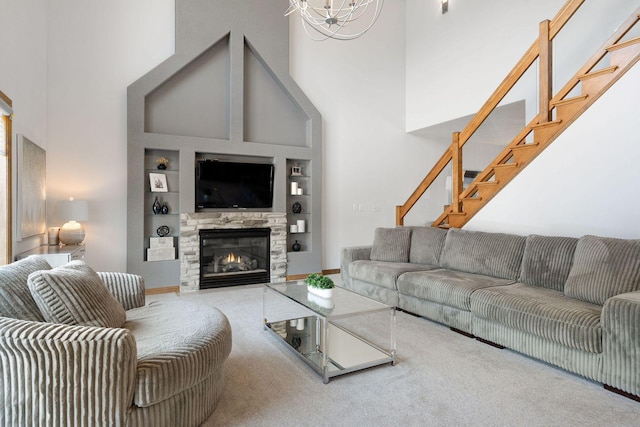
[{"xmin": 127, "ymin": 0, "xmax": 322, "ymax": 287}]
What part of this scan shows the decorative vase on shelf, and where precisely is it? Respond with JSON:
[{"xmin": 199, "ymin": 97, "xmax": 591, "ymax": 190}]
[
  {"xmin": 292, "ymin": 201, "xmax": 302, "ymax": 214},
  {"xmin": 292, "ymin": 240, "xmax": 301, "ymax": 252},
  {"xmin": 152, "ymin": 197, "xmax": 162, "ymax": 214},
  {"xmin": 157, "ymin": 163, "xmax": 167, "ymax": 170},
  {"xmin": 161, "ymin": 203, "xmax": 169, "ymax": 214},
  {"xmin": 156, "ymin": 225, "xmax": 170, "ymax": 237}
]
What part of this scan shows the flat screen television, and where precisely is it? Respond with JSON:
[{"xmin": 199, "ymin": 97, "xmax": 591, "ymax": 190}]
[{"xmin": 195, "ymin": 160, "xmax": 274, "ymax": 209}]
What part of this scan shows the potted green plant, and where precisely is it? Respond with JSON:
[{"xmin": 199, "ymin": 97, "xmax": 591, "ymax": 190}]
[{"xmin": 305, "ymin": 273, "xmax": 335, "ymax": 299}]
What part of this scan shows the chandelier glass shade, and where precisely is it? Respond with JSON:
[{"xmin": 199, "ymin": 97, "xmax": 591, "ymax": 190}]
[{"xmin": 286, "ymin": 0, "xmax": 384, "ymax": 41}]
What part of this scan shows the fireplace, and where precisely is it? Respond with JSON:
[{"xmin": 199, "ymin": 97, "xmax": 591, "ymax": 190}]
[{"xmin": 199, "ymin": 228, "xmax": 271, "ymax": 288}]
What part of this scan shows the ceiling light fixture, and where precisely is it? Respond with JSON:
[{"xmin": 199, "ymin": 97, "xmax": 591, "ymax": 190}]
[{"xmin": 286, "ymin": 0, "xmax": 384, "ymax": 41}]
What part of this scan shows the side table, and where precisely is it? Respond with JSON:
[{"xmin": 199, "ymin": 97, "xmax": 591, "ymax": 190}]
[{"xmin": 16, "ymin": 244, "xmax": 86, "ymax": 268}]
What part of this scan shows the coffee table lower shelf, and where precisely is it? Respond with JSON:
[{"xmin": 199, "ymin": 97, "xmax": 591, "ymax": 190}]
[{"xmin": 264, "ymin": 316, "xmax": 395, "ymax": 383}]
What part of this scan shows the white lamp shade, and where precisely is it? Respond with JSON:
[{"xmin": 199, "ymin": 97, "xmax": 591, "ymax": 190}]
[{"xmin": 56, "ymin": 199, "xmax": 89, "ymax": 222}]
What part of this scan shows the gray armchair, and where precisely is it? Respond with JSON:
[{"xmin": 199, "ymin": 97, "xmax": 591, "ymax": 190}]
[{"xmin": 1, "ymin": 256, "xmax": 232, "ymax": 427}]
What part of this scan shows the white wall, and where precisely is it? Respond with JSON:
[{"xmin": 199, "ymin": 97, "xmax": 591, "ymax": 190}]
[
  {"xmin": 0, "ymin": 0, "xmax": 49, "ymax": 255},
  {"xmin": 290, "ymin": 1, "xmax": 442, "ymax": 269},
  {"xmin": 406, "ymin": 0, "xmax": 566, "ymax": 132},
  {"xmin": 46, "ymin": 1, "xmax": 174, "ymax": 271}
]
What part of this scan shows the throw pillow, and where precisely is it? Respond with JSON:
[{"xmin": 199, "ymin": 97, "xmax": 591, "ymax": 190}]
[
  {"xmin": 370, "ymin": 227, "xmax": 412, "ymax": 263},
  {"xmin": 28, "ymin": 260, "xmax": 126, "ymax": 328},
  {"xmin": 565, "ymin": 235, "xmax": 640, "ymax": 305},
  {"xmin": 408, "ymin": 226, "xmax": 448, "ymax": 265},
  {"xmin": 0, "ymin": 256, "xmax": 51, "ymax": 322}
]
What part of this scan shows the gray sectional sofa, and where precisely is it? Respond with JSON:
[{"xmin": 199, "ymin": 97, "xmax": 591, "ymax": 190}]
[
  {"xmin": 0, "ymin": 256, "xmax": 232, "ymax": 426},
  {"xmin": 341, "ymin": 226, "xmax": 640, "ymax": 400}
]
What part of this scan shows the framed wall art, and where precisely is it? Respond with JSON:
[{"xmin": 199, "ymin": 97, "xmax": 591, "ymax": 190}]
[
  {"xmin": 149, "ymin": 173, "xmax": 168, "ymax": 192},
  {"xmin": 17, "ymin": 134, "xmax": 46, "ymax": 239}
]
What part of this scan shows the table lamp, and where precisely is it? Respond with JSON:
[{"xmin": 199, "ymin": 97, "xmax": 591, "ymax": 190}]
[{"xmin": 57, "ymin": 198, "xmax": 89, "ymax": 245}]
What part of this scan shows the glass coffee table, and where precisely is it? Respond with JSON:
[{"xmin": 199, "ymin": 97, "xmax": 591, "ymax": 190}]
[{"xmin": 263, "ymin": 280, "xmax": 396, "ymax": 383}]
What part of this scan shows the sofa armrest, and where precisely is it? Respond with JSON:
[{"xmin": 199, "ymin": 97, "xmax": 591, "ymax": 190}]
[
  {"xmin": 98, "ymin": 272, "xmax": 145, "ymax": 310},
  {"xmin": 340, "ymin": 246, "xmax": 372, "ymax": 287},
  {"xmin": 602, "ymin": 290, "xmax": 640, "ymax": 397},
  {"xmin": 0, "ymin": 316, "xmax": 137, "ymax": 426}
]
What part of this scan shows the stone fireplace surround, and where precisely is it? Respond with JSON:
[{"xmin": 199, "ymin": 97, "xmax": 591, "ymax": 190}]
[{"xmin": 180, "ymin": 212, "xmax": 287, "ymax": 292}]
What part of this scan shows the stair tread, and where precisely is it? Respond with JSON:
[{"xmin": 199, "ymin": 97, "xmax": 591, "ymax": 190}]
[
  {"xmin": 531, "ymin": 119, "xmax": 562, "ymax": 130},
  {"xmin": 552, "ymin": 94, "xmax": 588, "ymax": 107},
  {"xmin": 492, "ymin": 163, "xmax": 518, "ymax": 169},
  {"xmin": 579, "ymin": 65, "xmax": 618, "ymax": 80},
  {"xmin": 510, "ymin": 143, "xmax": 539, "ymax": 151},
  {"xmin": 607, "ymin": 36, "xmax": 640, "ymax": 52}
]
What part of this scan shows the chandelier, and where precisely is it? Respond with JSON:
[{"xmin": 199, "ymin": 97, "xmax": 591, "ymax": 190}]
[{"xmin": 286, "ymin": 0, "xmax": 384, "ymax": 41}]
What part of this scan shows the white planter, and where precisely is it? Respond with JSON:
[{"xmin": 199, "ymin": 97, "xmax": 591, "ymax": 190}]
[
  {"xmin": 307, "ymin": 292, "xmax": 335, "ymax": 309},
  {"xmin": 307, "ymin": 286, "xmax": 333, "ymax": 299}
]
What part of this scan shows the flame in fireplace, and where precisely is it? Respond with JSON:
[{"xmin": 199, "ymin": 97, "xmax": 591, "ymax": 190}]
[{"xmin": 226, "ymin": 253, "xmax": 241, "ymax": 263}]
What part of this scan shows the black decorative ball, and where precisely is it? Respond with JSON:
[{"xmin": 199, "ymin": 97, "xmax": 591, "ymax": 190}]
[{"xmin": 292, "ymin": 202, "xmax": 302, "ymax": 214}]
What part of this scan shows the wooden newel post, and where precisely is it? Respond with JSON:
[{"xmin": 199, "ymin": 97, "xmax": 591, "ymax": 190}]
[
  {"xmin": 539, "ymin": 19, "xmax": 552, "ymax": 123},
  {"xmin": 451, "ymin": 132, "xmax": 462, "ymax": 213}
]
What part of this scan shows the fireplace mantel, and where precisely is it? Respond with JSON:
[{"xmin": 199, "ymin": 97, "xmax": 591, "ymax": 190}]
[{"xmin": 180, "ymin": 212, "xmax": 287, "ymax": 292}]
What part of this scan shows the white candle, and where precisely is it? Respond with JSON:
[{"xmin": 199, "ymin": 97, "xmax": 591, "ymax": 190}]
[
  {"xmin": 296, "ymin": 220, "xmax": 305, "ymax": 233},
  {"xmin": 296, "ymin": 318, "xmax": 305, "ymax": 330},
  {"xmin": 297, "ymin": 188, "xmax": 303, "ymax": 195},
  {"xmin": 290, "ymin": 224, "xmax": 298, "ymax": 233},
  {"xmin": 291, "ymin": 182, "xmax": 298, "ymax": 195}
]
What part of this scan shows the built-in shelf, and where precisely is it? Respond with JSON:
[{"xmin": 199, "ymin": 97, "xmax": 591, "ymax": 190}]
[
  {"xmin": 287, "ymin": 158, "xmax": 312, "ymax": 254},
  {"xmin": 144, "ymin": 149, "xmax": 179, "ymax": 262}
]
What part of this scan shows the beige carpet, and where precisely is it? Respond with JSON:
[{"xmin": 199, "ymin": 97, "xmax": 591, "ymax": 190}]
[{"xmin": 148, "ymin": 281, "xmax": 639, "ymax": 426}]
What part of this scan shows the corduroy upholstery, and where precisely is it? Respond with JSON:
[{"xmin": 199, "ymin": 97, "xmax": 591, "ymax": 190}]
[
  {"xmin": 341, "ymin": 227, "xmax": 640, "ymax": 399},
  {"xmin": 28, "ymin": 261, "xmax": 126, "ymax": 328},
  {"xmin": 518, "ymin": 234, "xmax": 578, "ymax": 291},
  {"xmin": 349, "ymin": 260, "xmax": 437, "ymax": 290},
  {"xmin": 471, "ymin": 283, "xmax": 602, "ymax": 353},
  {"xmin": 398, "ymin": 269, "xmax": 514, "ymax": 312},
  {"xmin": 565, "ymin": 235, "xmax": 640, "ymax": 305},
  {"xmin": 370, "ymin": 227, "xmax": 412, "ymax": 262},
  {"xmin": 0, "ymin": 256, "xmax": 51, "ymax": 322},
  {"xmin": 126, "ymin": 300, "xmax": 232, "ymax": 407},
  {"xmin": 0, "ymin": 260, "xmax": 232, "ymax": 426},
  {"xmin": 440, "ymin": 228, "xmax": 527, "ymax": 280}
]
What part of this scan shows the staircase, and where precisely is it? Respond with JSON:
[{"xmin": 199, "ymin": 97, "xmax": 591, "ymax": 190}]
[{"xmin": 396, "ymin": 1, "xmax": 640, "ymax": 229}]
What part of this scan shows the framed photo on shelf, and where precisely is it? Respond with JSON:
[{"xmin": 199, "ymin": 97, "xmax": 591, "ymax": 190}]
[{"xmin": 149, "ymin": 173, "xmax": 168, "ymax": 192}]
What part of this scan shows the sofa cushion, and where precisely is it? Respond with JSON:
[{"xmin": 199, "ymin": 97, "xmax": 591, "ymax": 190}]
[
  {"xmin": 440, "ymin": 229, "xmax": 527, "ymax": 280},
  {"xmin": 471, "ymin": 283, "xmax": 602, "ymax": 353},
  {"xmin": 519, "ymin": 234, "xmax": 578, "ymax": 291},
  {"xmin": 125, "ymin": 300, "xmax": 232, "ymax": 407},
  {"xmin": 370, "ymin": 227, "xmax": 411, "ymax": 263},
  {"xmin": 397, "ymin": 269, "xmax": 514, "ymax": 311},
  {"xmin": 0, "ymin": 256, "xmax": 51, "ymax": 322},
  {"xmin": 409, "ymin": 226, "xmax": 448, "ymax": 265},
  {"xmin": 28, "ymin": 260, "xmax": 126, "ymax": 328},
  {"xmin": 349, "ymin": 260, "xmax": 438, "ymax": 290},
  {"xmin": 565, "ymin": 235, "xmax": 640, "ymax": 305}
]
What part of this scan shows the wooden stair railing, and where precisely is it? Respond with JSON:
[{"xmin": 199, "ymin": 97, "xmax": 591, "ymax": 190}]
[{"xmin": 397, "ymin": 1, "xmax": 640, "ymax": 229}]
